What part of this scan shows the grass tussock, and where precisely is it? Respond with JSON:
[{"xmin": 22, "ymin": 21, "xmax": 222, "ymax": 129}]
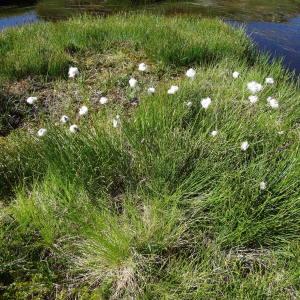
[
  {"xmin": 0, "ymin": 14, "xmax": 299, "ymax": 299},
  {"xmin": 0, "ymin": 14, "xmax": 252, "ymax": 80}
]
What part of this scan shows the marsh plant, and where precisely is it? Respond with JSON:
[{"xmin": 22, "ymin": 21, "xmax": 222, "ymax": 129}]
[{"xmin": 0, "ymin": 14, "xmax": 299, "ymax": 299}]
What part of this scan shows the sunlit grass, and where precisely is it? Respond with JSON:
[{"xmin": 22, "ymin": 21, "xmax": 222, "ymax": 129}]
[
  {"xmin": 0, "ymin": 14, "xmax": 252, "ymax": 80},
  {"xmin": 0, "ymin": 14, "xmax": 299, "ymax": 299}
]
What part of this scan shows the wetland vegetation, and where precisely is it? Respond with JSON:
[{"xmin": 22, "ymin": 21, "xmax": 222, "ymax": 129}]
[{"xmin": 0, "ymin": 8, "xmax": 299, "ymax": 300}]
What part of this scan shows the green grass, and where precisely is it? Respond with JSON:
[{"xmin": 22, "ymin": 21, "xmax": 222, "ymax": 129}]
[
  {"xmin": 0, "ymin": 14, "xmax": 300, "ymax": 299},
  {"xmin": 0, "ymin": 14, "xmax": 252, "ymax": 80}
]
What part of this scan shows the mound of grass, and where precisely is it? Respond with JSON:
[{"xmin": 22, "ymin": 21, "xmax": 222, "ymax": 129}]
[
  {"xmin": 0, "ymin": 14, "xmax": 252, "ymax": 80},
  {"xmin": 0, "ymin": 14, "xmax": 299, "ymax": 299}
]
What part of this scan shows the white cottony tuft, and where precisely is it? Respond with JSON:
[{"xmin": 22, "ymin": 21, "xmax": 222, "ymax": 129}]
[
  {"xmin": 68, "ymin": 67, "xmax": 79, "ymax": 78},
  {"xmin": 278, "ymin": 131, "xmax": 284, "ymax": 135},
  {"xmin": 260, "ymin": 181, "xmax": 267, "ymax": 191},
  {"xmin": 186, "ymin": 68, "xmax": 196, "ymax": 79},
  {"xmin": 269, "ymin": 99, "xmax": 279, "ymax": 109},
  {"xmin": 37, "ymin": 128, "xmax": 47, "ymax": 137},
  {"xmin": 168, "ymin": 85, "xmax": 179, "ymax": 95},
  {"xmin": 60, "ymin": 115, "xmax": 69, "ymax": 123},
  {"xmin": 247, "ymin": 81, "xmax": 263, "ymax": 94},
  {"xmin": 241, "ymin": 141, "xmax": 249, "ymax": 151},
  {"xmin": 248, "ymin": 95, "xmax": 258, "ymax": 104},
  {"xmin": 211, "ymin": 130, "xmax": 218, "ymax": 137},
  {"xmin": 265, "ymin": 77, "xmax": 275, "ymax": 85},
  {"xmin": 69, "ymin": 124, "xmax": 79, "ymax": 133},
  {"xmin": 201, "ymin": 97, "xmax": 212, "ymax": 109},
  {"xmin": 186, "ymin": 101, "xmax": 193, "ymax": 107},
  {"xmin": 113, "ymin": 115, "xmax": 121, "ymax": 128},
  {"xmin": 147, "ymin": 87, "xmax": 155, "ymax": 94},
  {"xmin": 232, "ymin": 71, "xmax": 240, "ymax": 79},
  {"xmin": 129, "ymin": 78, "xmax": 138, "ymax": 88},
  {"xmin": 100, "ymin": 97, "xmax": 108, "ymax": 105},
  {"xmin": 79, "ymin": 105, "xmax": 88, "ymax": 116},
  {"xmin": 138, "ymin": 63, "xmax": 148, "ymax": 72},
  {"xmin": 267, "ymin": 97, "xmax": 279, "ymax": 109},
  {"xmin": 26, "ymin": 97, "xmax": 37, "ymax": 105}
]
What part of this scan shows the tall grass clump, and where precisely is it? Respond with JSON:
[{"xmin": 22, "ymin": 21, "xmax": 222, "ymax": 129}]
[{"xmin": 0, "ymin": 14, "xmax": 299, "ymax": 299}]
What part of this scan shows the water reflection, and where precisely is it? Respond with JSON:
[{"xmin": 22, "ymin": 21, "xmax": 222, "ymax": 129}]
[
  {"xmin": 0, "ymin": 12, "xmax": 38, "ymax": 30},
  {"xmin": 231, "ymin": 16, "xmax": 300, "ymax": 75},
  {"xmin": 32, "ymin": 0, "xmax": 300, "ymax": 22}
]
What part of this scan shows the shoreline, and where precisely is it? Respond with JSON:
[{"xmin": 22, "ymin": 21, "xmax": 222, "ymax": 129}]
[{"xmin": 1, "ymin": 11, "xmax": 300, "ymax": 77}]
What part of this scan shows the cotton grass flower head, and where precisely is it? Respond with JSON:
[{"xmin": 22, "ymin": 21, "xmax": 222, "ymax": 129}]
[
  {"xmin": 248, "ymin": 95, "xmax": 258, "ymax": 104},
  {"xmin": 26, "ymin": 96, "xmax": 37, "ymax": 105},
  {"xmin": 201, "ymin": 97, "xmax": 212, "ymax": 110},
  {"xmin": 60, "ymin": 115, "xmax": 69, "ymax": 124},
  {"xmin": 37, "ymin": 128, "xmax": 47, "ymax": 137},
  {"xmin": 138, "ymin": 63, "xmax": 148, "ymax": 72},
  {"xmin": 68, "ymin": 67, "xmax": 79, "ymax": 78},
  {"xmin": 79, "ymin": 105, "xmax": 88, "ymax": 116},
  {"xmin": 99, "ymin": 97, "xmax": 108, "ymax": 105},
  {"xmin": 113, "ymin": 115, "xmax": 121, "ymax": 128},
  {"xmin": 232, "ymin": 71, "xmax": 240, "ymax": 79},
  {"xmin": 267, "ymin": 97, "xmax": 279, "ymax": 109},
  {"xmin": 129, "ymin": 78, "xmax": 138, "ymax": 88},
  {"xmin": 147, "ymin": 87, "xmax": 155, "ymax": 94},
  {"xmin": 168, "ymin": 85, "xmax": 179, "ymax": 95},
  {"xmin": 247, "ymin": 81, "xmax": 263, "ymax": 94},
  {"xmin": 241, "ymin": 141, "xmax": 249, "ymax": 151},
  {"xmin": 186, "ymin": 68, "xmax": 196, "ymax": 79},
  {"xmin": 69, "ymin": 124, "xmax": 79, "ymax": 133},
  {"xmin": 265, "ymin": 77, "xmax": 275, "ymax": 85},
  {"xmin": 260, "ymin": 181, "xmax": 267, "ymax": 191},
  {"xmin": 210, "ymin": 130, "xmax": 218, "ymax": 137}
]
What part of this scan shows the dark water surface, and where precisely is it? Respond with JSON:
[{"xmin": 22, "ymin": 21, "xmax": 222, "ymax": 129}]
[{"xmin": 1, "ymin": 0, "xmax": 300, "ymax": 75}]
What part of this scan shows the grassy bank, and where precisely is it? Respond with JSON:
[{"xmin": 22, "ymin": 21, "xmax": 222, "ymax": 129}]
[{"xmin": 0, "ymin": 14, "xmax": 300, "ymax": 299}]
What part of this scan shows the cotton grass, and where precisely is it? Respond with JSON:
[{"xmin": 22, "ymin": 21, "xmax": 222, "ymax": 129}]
[
  {"xmin": 201, "ymin": 97, "xmax": 212, "ymax": 109},
  {"xmin": 210, "ymin": 130, "xmax": 218, "ymax": 137},
  {"xmin": 265, "ymin": 77, "xmax": 275, "ymax": 85},
  {"xmin": 26, "ymin": 97, "xmax": 37, "ymax": 105},
  {"xmin": 79, "ymin": 106, "xmax": 88, "ymax": 116},
  {"xmin": 37, "ymin": 128, "xmax": 47, "ymax": 137},
  {"xmin": 247, "ymin": 81, "xmax": 263, "ymax": 94},
  {"xmin": 1, "ymin": 15, "xmax": 299, "ymax": 300},
  {"xmin": 260, "ymin": 181, "xmax": 267, "ymax": 191},
  {"xmin": 147, "ymin": 87, "xmax": 155, "ymax": 94},
  {"xmin": 113, "ymin": 115, "xmax": 121, "ymax": 128},
  {"xmin": 138, "ymin": 63, "xmax": 148, "ymax": 72},
  {"xmin": 100, "ymin": 97, "xmax": 108, "ymax": 105},
  {"xmin": 68, "ymin": 67, "xmax": 79, "ymax": 78},
  {"xmin": 232, "ymin": 71, "xmax": 240, "ymax": 79},
  {"xmin": 168, "ymin": 85, "xmax": 179, "ymax": 95},
  {"xmin": 60, "ymin": 115, "xmax": 69, "ymax": 124},
  {"xmin": 241, "ymin": 141, "xmax": 249, "ymax": 151},
  {"xmin": 129, "ymin": 78, "xmax": 138, "ymax": 88},
  {"xmin": 186, "ymin": 68, "xmax": 196, "ymax": 79},
  {"xmin": 69, "ymin": 124, "xmax": 79, "ymax": 133},
  {"xmin": 267, "ymin": 97, "xmax": 279, "ymax": 109},
  {"xmin": 248, "ymin": 95, "xmax": 258, "ymax": 104}
]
